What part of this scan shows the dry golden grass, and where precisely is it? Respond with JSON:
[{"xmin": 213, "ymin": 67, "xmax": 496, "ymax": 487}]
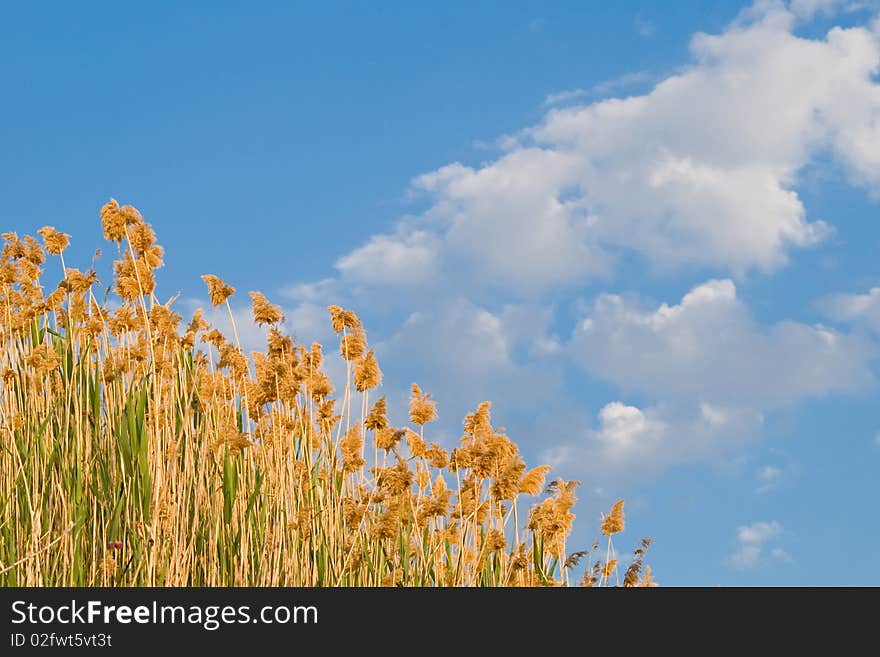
[{"xmin": 0, "ymin": 199, "xmax": 655, "ymax": 587}]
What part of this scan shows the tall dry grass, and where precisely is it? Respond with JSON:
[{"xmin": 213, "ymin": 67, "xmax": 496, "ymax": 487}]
[{"xmin": 0, "ymin": 200, "xmax": 655, "ymax": 586}]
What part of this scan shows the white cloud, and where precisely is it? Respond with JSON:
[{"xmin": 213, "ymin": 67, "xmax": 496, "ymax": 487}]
[
  {"xmin": 549, "ymin": 278, "xmax": 874, "ymax": 477},
  {"xmin": 543, "ymin": 399, "xmax": 764, "ymax": 480},
  {"xmin": 335, "ymin": 229, "xmax": 440, "ymax": 288},
  {"xmin": 591, "ymin": 71, "xmax": 655, "ymax": 97},
  {"xmin": 545, "ymin": 74, "xmax": 654, "ymax": 107},
  {"xmin": 411, "ymin": 152, "xmax": 612, "ymax": 294},
  {"xmin": 544, "ymin": 88, "xmax": 588, "ymax": 106},
  {"xmin": 757, "ymin": 465, "xmax": 783, "ymax": 493},
  {"xmin": 818, "ymin": 287, "xmax": 880, "ymax": 332},
  {"xmin": 635, "ymin": 14, "xmax": 656, "ymax": 38},
  {"xmin": 497, "ymin": 303, "xmax": 563, "ymax": 356},
  {"xmin": 728, "ymin": 520, "xmax": 786, "ymax": 569},
  {"xmin": 377, "ymin": 298, "xmax": 562, "ymax": 415},
  {"xmin": 789, "ymin": 0, "xmax": 873, "ymax": 19},
  {"xmin": 738, "ymin": 520, "xmax": 782, "ymax": 544},
  {"xmin": 770, "ymin": 547, "xmax": 794, "ymax": 562},
  {"xmin": 592, "ymin": 402, "xmax": 667, "ymax": 452},
  {"xmin": 729, "ymin": 544, "xmax": 763, "ymax": 569},
  {"xmin": 280, "ymin": 277, "xmax": 338, "ymax": 303},
  {"xmin": 388, "ymin": 298, "xmax": 512, "ymax": 376},
  {"xmin": 284, "ymin": 301, "xmax": 336, "ymax": 346},
  {"xmin": 527, "ymin": 10, "xmax": 858, "ymax": 273},
  {"xmin": 570, "ymin": 279, "xmax": 875, "ymax": 407},
  {"xmin": 790, "ymin": 0, "xmax": 847, "ymax": 18},
  {"xmin": 332, "ymin": 3, "xmax": 880, "ymax": 295},
  {"xmin": 275, "ymin": 2, "xmax": 880, "ymax": 483}
]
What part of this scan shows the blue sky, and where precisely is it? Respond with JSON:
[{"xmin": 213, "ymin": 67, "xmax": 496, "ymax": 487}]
[{"xmin": 3, "ymin": 0, "xmax": 880, "ymax": 585}]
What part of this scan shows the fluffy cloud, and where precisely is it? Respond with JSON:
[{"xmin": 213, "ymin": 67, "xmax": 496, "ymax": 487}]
[
  {"xmin": 583, "ymin": 402, "xmax": 669, "ymax": 464},
  {"xmin": 278, "ymin": 2, "xmax": 880, "ymax": 482},
  {"xmin": 728, "ymin": 520, "xmax": 787, "ymax": 569},
  {"xmin": 544, "ymin": 88, "xmax": 588, "ymax": 106},
  {"xmin": 543, "ymin": 399, "xmax": 764, "ymax": 480},
  {"xmin": 570, "ymin": 279, "xmax": 875, "ymax": 407},
  {"xmin": 411, "ymin": 152, "xmax": 611, "ymax": 294},
  {"xmin": 818, "ymin": 287, "xmax": 880, "ymax": 332},
  {"xmin": 738, "ymin": 520, "xmax": 782, "ymax": 544},
  {"xmin": 334, "ymin": 2, "xmax": 880, "ymax": 294},
  {"xmin": 336, "ymin": 229, "xmax": 441, "ymax": 288},
  {"xmin": 789, "ymin": 0, "xmax": 874, "ymax": 19},
  {"xmin": 756, "ymin": 465, "xmax": 783, "ymax": 493},
  {"xmin": 376, "ymin": 298, "xmax": 564, "ymax": 425},
  {"xmin": 546, "ymin": 278, "xmax": 875, "ymax": 477}
]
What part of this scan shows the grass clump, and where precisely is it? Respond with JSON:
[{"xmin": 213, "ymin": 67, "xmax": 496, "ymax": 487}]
[{"xmin": 0, "ymin": 199, "xmax": 655, "ymax": 587}]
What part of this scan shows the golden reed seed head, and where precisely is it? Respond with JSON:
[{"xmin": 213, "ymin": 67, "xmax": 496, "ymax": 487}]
[
  {"xmin": 113, "ymin": 253, "xmax": 155, "ymax": 300},
  {"xmin": 486, "ymin": 529, "xmax": 507, "ymax": 552},
  {"xmin": 218, "ymin": 343, "xmax": 249, "ymax": 375},
  {"xmin": 1, "ymin": 231, "xmax": 24, "ymax": 260},
  {"xmin": 61, "ymin": 268, "xmax": 98, "ymax": 295},
  {"xmin": 249, "ymin": 291, "xmax": 283, "ymax": 326},
  {"xmin": 100, "ymin": 199, "xmax": 125, "ymax": 242},
  {"xmin": 44, "ymin": 288, "xmax": 66, "ymax": 311},
  {"xmin": 308, "ymin": 370, "xmax": 334, "ymax": 400},
  {"xmin": 409, "ymin": 383, "xmax": 438, "ymax": 425},
  {"xmin": 405, "ymin": 428, "xmax": 427, "ymax": 458},
  {"xmin": 266, "ymin": 327, "xmax": 292, "ymax": 357},
  {"xmin": 518, "ymin": 465, "xmax": 552, "ymax": 496},
  {"xmin": 21, "ymin": 235, "xmax": 45, "ymax": 266},
  {"xmin": 415, "ymin": 467, "xmax": 431, "ymax": 491},
  {"xmin": 425, "ymin": 443, "xmax": 449, "ymax": 469},
  {"xmin": 327, "ymin": 305, "xmax": 361, "ymax": 333},
  {"xmin": 305, "ymin": 342, "xmax": 323, "ymax": 370},
  {"xmin": 339, "ymin": 423, "xmax": 365, "ymax": 473},
  {"xmin": 328, "ymin": 305, "xmax": 344, "ymax": 332},
  {"xmin": 201, "ymin": 274, "xmax": 235, "ymax": 307},
  {"xmin": 26, "ymin": 343, "xmax": 59, "ymax": 373},
  {"xmin": 431, "ymin": 473, "xmax": 447, "ymax": 498},
  {"xmin": 490, "ymin": 456, "xmax": 525, "ymax": 501},
  {"xmin": 601, "ymin": 499, "xmax": 625, "ymax": 536},
  {"xmin": 339, "ymin": 325, "xmax": 366, "ymax": 361},
  {"xmin": 118, "ymin": 204, "xmax": 143, "ymax": 226},
  {"xmin": 364, "ymin": 396, "xmax": 388, "ymax": 431},
  {"xmin": 100, "ymin": 198, "xmax": 142, "ymax": 242},
  {"xmin": 37, "ymin": 226, "xmax": 70, "ymax": 255},
  {"xmin": 17, "ymin": 258, "xmax": 42, "ymax": 283},
  {"xmin": 187, "ymin": 308, "xmax": 208, "ymax": 334},
  {"xmin": 464, "ymin": 401, "xmax": 492, "ymax": 436},
  {"xmin": 140, "ymin": 244, "xmax": 164, "ymax": 269},
  {"xmin": 0, "ymin": 261, "xmax": 16, "ymax": 284},
  {"xmin": 203, "ymin": 327, "xmax": 226, "ymax": 347},
  {"xmin": 317, "ymin": 398, "xmax": 337, "ymax": 424},
  {"xmin": 375, "ymin": 503, "xmax": 401, "ymax": 540},
  {"xmin": 639, "ymin": 566, "xmax": 658, "ymax": 587},
  {"xmin": 107, "ymin": 304, "xmax": 138, "ymax": 336},
  {"xmin": 374, "ymin": 462, "xmax": 413, "ymax": 496},
  {"xmin": 601, "ymin": 560, "xmax": 618, "ymax": 579},
  {"xmin": 353, "ymin": 348, "xmax": 382, "ymax": 392},
  {"xmin": 375, "ymin": 426, "xmax": 405, "ymax": 451},
  {"xmin": 128, "ymin": 222, "xmax": 156, "ymax": 254}
]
